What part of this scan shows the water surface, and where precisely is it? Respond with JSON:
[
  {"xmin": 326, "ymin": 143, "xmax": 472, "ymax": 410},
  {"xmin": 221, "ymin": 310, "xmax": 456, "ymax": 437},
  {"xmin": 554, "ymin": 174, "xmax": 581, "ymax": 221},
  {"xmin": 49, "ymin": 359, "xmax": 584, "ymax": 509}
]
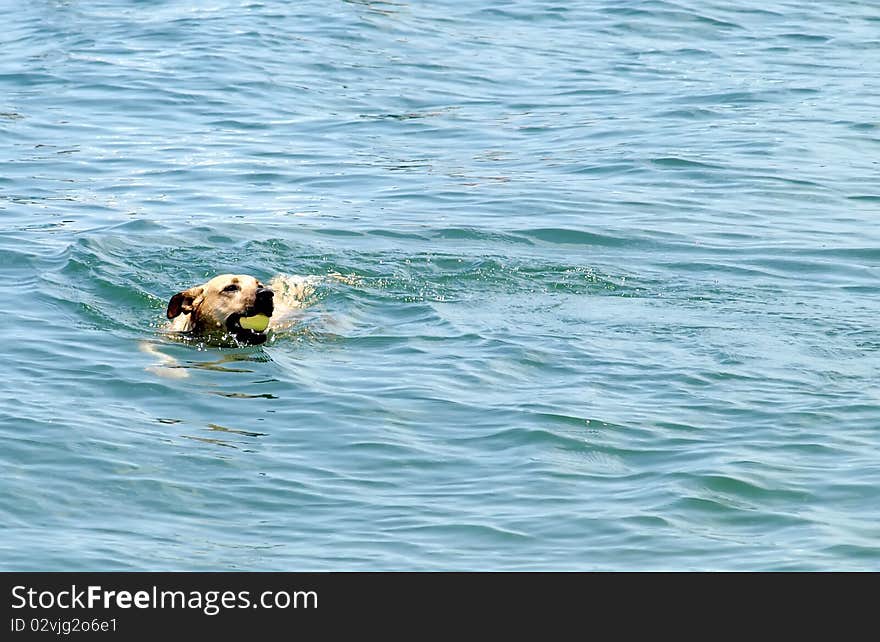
[{"xmin": 2, "ymin": 0, "xmax": 879, "ymax": 570}]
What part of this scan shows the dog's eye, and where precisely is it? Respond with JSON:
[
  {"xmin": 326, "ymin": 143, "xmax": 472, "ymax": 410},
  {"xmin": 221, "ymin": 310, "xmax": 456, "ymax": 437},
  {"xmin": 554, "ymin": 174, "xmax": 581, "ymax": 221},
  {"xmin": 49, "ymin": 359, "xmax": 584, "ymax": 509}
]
[{"xmin": 222, "ymin": 284, "xmax": 240, "ymax": 293}]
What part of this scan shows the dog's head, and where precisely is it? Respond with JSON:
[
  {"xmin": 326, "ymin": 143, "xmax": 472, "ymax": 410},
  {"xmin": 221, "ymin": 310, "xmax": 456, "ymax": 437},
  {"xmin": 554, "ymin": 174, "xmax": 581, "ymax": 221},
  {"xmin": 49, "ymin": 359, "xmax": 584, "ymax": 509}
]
[{"xmin": 167, "ymin": 274, "xmax": 274, "ymax": 345}]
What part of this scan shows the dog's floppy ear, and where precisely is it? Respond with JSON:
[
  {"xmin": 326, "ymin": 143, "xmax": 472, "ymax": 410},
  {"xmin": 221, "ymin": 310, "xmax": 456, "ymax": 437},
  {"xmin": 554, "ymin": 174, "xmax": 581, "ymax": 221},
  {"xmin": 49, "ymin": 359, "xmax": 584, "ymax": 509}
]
[{"xmin": 166, "ymin": 286, "xmax": 204, "ymax": 319}]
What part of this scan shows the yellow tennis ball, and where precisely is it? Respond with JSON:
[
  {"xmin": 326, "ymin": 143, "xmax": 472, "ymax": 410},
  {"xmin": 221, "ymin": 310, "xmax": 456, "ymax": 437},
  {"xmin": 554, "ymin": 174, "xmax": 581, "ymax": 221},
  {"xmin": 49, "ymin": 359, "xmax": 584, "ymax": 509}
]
[{"xmin": 239, "ymin": 314, "xmax": 269, "ymax": 332}]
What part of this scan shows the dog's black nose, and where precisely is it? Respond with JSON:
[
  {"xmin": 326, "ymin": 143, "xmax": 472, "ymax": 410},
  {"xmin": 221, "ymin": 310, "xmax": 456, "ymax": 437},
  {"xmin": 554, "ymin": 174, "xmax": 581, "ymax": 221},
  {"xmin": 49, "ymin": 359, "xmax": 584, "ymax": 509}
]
[{"xmin": 256, "ymin": 287, "xmax": 274, "ymax": 301}]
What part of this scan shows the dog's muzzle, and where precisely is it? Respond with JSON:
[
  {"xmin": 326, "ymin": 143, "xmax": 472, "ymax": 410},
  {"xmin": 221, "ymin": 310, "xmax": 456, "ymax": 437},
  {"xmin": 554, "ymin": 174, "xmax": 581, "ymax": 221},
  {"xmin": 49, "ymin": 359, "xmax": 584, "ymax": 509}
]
[{"xmin": 226, "ymin": 287, "xmax": 274, "ymax": 345}]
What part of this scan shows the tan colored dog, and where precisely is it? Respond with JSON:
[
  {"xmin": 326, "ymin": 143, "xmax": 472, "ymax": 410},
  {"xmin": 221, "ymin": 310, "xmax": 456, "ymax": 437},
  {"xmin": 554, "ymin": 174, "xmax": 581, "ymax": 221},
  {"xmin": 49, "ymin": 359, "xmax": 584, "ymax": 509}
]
[
  {"xmin": 143, "ymin": 272, "xmax": 343, "ymax": 377},
  {"xmin": 166, "ymin": 273, "xmax": 276, "ymax": 345}
]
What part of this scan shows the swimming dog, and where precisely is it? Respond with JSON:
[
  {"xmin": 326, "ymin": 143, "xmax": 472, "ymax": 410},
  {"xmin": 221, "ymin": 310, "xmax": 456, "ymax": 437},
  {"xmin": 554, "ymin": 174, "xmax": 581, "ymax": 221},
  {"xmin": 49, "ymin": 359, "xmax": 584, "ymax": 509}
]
[{"xmin": 166, "ymin": 273, "xmax": 276, "ymax": 345}]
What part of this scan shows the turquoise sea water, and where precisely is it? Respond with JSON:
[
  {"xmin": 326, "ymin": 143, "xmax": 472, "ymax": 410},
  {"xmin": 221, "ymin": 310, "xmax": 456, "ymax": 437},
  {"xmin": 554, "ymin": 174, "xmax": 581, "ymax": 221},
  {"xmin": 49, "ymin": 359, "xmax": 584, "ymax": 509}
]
[{"xmin": 2, "ymin": 0, "xmax": 879, "ymax": 570}]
